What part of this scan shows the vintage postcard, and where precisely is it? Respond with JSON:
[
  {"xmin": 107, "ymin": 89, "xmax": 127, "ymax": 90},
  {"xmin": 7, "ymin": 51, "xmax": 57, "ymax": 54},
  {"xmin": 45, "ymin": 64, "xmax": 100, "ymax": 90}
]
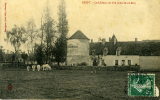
[{"xmin": 0, "ymin": 0, "xmax": 160, "ymax": 99}]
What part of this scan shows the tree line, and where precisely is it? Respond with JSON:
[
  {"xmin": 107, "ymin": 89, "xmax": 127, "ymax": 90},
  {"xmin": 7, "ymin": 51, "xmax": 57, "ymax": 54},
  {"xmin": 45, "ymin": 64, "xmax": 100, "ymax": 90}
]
[{"xmin": 5, "ymin": 0, "xmax": 68, "ymax": 66}]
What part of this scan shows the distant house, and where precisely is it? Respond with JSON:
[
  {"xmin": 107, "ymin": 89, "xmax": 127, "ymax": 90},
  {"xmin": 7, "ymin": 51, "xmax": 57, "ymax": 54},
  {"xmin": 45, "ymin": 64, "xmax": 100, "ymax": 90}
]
[{"xmin": 67, "ymin": 30, "xmax": 90, "ymax": 66}]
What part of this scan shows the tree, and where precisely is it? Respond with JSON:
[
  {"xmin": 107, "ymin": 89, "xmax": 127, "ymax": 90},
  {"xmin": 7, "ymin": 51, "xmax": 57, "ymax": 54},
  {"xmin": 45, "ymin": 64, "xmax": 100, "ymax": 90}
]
[
  {"xmin": 42, "ymin": 4, "xmax": 57, "ymax": 63},
  {"xmin": 55, "ymin": 0, "xmax": 68, "ymax": 65},
  {"xmin": 54, "ymin": 37, "xmax": 66, "ymax": 65},
  {"xmin": 21, "ymin": 52, "xmax": 28, "ymax": 64},
  {"xmin": 40, "ymin": 15, "xmax": 45, "ymax": 45},
  {"xmin": 26, "ymin": 18, "xmax": 38, "ymax": 53},
  {"xmin": 6, "ymin": 25, "xmax": 27, "ymax": 66},
  {"xmin": 0, "ymin": 46, "xmax": 4, "ymax": 62},
  {"xmin": 34, "ymin": 44, "xmax": 45, "ymax": 65},
  {"xmin": 6, "ymin": 25, "xmax": 27, "ymax": 53},
  {"xmin": 11, "ymin": 53, "xmax": 16, "ymax": 62}
]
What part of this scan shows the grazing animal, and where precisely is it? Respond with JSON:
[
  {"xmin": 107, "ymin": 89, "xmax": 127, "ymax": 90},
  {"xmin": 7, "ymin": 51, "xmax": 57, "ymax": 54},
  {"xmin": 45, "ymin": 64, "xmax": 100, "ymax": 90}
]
[
  {"xmin": 27, "ymin": 66, "xmax": 30, "ymax": 71},
  {"xmin": 32, "ymin": 65, "xmax": 36, "ymax": 71},
  {"xmin": 42, "ymin": 64, "xmax": 51, "ymax": 71},
  {"xmin": 37, "ymin": 65, "xmax": 41, "ymax": 71}
]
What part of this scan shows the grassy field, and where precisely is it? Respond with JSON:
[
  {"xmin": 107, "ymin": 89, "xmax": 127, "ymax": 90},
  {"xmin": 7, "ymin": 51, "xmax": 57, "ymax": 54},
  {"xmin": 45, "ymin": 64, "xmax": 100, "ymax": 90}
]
[{"xmin": 0, "ymin": 69, "xmax": 160, "ymax": 100}]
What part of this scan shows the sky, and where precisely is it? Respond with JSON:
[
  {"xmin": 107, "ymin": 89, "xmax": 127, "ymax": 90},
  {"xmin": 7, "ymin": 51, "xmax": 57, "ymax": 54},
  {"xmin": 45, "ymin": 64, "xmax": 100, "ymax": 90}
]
[{"xmin": 0, "ymin": 0, "xmax": 160, "ymax": 51}]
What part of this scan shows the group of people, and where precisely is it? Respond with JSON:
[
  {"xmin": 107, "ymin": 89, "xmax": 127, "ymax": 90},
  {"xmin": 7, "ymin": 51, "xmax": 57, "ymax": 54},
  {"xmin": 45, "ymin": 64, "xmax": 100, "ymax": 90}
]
[{"xmin": 27, "ymin": 64, "xmax": 52, "ymax": 71}]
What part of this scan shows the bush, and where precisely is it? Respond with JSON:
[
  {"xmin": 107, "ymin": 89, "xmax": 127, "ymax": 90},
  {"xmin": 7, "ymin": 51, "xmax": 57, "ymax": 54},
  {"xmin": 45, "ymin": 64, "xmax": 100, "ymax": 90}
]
[
  {"xmin": 52, "ymin": 65, "xmax": 140, "ymax": 71},
  {"xmin": 0, "ymin": 62, "xmax": 26, "ymax": 70}
]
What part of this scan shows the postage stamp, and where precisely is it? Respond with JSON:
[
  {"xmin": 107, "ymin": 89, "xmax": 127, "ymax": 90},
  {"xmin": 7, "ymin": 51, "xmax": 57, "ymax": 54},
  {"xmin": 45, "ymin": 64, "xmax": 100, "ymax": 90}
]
[{"xmin": 128, "ymin": 73, "xmax": 155, "ymax": 97}]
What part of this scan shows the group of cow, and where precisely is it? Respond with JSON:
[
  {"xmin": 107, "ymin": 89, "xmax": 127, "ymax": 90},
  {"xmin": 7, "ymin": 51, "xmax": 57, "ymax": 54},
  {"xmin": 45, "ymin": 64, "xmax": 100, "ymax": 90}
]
[{"xmin": 27, "ymin": 64, "xmax": 52, "ymax": 71}]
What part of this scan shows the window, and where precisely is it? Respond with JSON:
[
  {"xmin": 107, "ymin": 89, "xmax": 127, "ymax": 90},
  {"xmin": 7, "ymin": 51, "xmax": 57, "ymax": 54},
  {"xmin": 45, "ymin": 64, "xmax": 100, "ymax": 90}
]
[
  {"xmin": 115, "ymin": 60, "xmax": 118, "ymax": 66},
  {"xmin": 122, "ymin": 60, "xmax": 125, "ymax": 66},
  {"xmin": 128, "ymin": 60, "xmax": 131, "ymax": 66}
]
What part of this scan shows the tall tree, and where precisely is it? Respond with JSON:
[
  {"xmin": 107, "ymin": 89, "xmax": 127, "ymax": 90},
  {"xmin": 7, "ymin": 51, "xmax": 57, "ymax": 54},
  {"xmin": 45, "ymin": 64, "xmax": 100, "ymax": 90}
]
[
  {"xmin": 6, "ymin": 25, "xmax": 27, "ymax": 53},
  {"xmin": 26, "ymin": 18, "xmax": 37, "ymax": 53},
  {"xmin": 42, "ymin": 4, "xmax": 56, "ymax": 63},
  {"xmin": 55, "ymin": 0, "xmax": 68, "ymax": 65},
  {"xmin": 40, "ymin": 15, "xmax": 45, "ymax": 45}
]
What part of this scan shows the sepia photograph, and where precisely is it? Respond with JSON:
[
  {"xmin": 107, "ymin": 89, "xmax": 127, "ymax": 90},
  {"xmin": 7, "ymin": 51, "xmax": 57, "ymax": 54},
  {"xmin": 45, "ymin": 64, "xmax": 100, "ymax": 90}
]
[{"xmin": 0, "ymin": 0, "xmax": 160, "ymax": 99}]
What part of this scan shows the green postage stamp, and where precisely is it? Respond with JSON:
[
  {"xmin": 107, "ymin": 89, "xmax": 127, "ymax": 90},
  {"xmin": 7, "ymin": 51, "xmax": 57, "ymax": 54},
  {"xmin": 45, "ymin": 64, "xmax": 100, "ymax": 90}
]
[{"xmin": 128, "ymin": 73, "xmax": 155, "ymax": 97}]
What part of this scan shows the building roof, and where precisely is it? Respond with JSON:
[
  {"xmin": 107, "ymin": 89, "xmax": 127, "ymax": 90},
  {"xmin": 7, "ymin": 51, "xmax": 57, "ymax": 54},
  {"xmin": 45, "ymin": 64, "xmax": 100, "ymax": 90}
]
[
  {"xmin": 90, "ymin": 41, "xmax": 160, "ymax": 56},
  {"xmin": 69, "ymin": 30, "xmax": 89, "ymax": 40}
]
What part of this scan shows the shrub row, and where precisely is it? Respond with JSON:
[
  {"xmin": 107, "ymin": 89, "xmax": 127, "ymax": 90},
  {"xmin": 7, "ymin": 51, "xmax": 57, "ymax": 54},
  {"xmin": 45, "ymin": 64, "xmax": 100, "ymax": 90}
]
[
  {"xmin": 53, "ymin": 65, "xmax": 140, "ymax": 71},
  {"xmin": 0, "ymin": 63, "xmax": 140, "ymax": 71},
  {"xmin": 0, "ymin": 63, "xmax": 26, "ymax": 70}
]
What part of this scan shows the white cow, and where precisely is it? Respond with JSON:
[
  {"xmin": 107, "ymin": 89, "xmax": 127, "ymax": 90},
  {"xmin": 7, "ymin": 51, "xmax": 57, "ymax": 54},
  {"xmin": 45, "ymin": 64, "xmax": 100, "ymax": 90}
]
[
  {"xmin": 42, "ymin": 64, "xmax": 52, "ymax": 71},
  {"xmin": 32, "ymin": 65, "xmax": 36, "ymax": 71},
  {"xmin": 37, "ymin": 65, "xmax": 41, "ymax": 71},
  {"xmin": 27, "ymin": 66, "xmax": 30, "ymax": 71}
]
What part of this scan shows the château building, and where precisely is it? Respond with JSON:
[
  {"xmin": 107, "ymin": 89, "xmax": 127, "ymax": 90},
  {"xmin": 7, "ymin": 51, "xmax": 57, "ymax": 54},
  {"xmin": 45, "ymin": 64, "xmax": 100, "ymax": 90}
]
[{"xmin": 67, "ymin": 31, "xmax": 160, "ymax": 70}]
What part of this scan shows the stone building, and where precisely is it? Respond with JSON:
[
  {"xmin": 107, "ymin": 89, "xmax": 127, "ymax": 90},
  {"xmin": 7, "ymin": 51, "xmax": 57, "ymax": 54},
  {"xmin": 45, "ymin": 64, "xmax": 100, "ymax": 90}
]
[
  {"xmin": 67, "ymin": 31, "xmax": 160, "ymax": 70},
  {"xmin": 67, "ymin": 30, "xmax": 90, "ymax": 65}
]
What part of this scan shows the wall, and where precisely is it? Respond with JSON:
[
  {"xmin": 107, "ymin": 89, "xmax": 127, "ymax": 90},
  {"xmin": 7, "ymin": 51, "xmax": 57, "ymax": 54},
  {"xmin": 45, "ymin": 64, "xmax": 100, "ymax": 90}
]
[
  {"xmin": 67, "ymin": 39, "xmax": 89, "ymax": 65},
  {"xmin": 139, "ymin": 56, "xmax": 160, "ymax": 70},
  {"xmin": 67, "ymin": 55, "xmax": 90, "ymax": 65},
  {"xmin": 67, "ymin": 39, "xmax": 89, "ymax": 56},
  {"xmin": 102, "ymin": 55, "xmax": 140, "ymax": 66}
]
